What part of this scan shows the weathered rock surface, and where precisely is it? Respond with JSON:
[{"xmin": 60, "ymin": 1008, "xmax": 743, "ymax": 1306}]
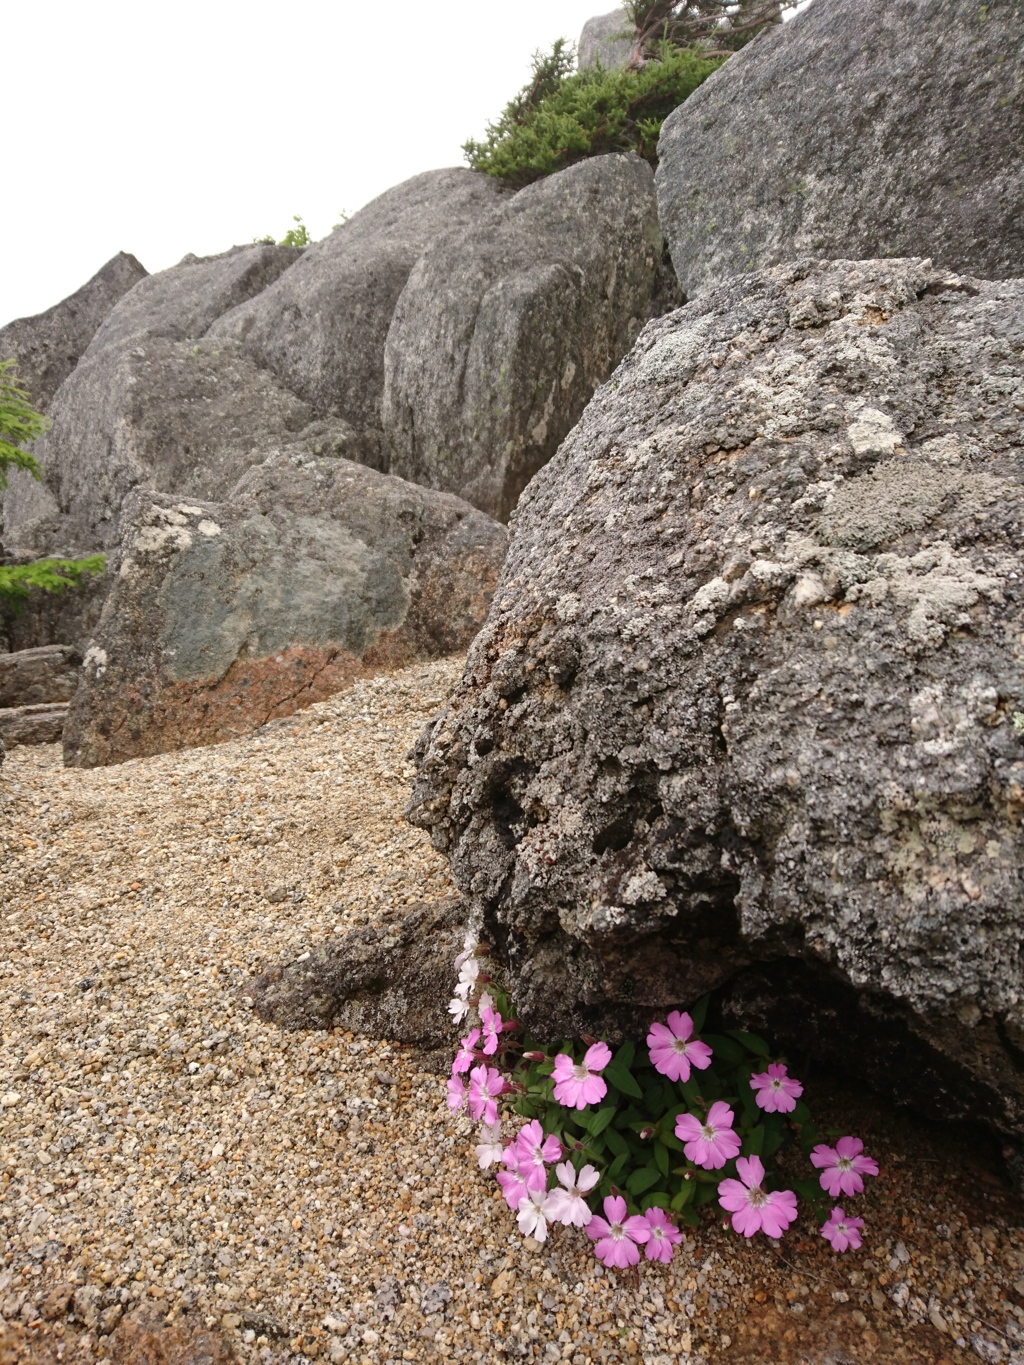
[
  {"xmin": 409, "ymin": 257, "xmax": 1024, "ymax": 1139},
  {"xmin": 251, "ymin": 899, "xmax": 463, "ymax": 1049},
  {"xmin": 64, "ymin": 449, "xmax": 508, "ymax": 767},
  {"xmin": 0, "ymin": 644, "xmax": 80, "ymax": 707},
  {"xmin": 0, "ymin": 252, "xmax": 148, "ymax": 411},
  {"xmin": 211, "ymin": 170, "xmax": 508, "ymax": 462},
  {"xmin": 384, "ymin": 155, "xmax": 666, "ymax": 523},
  {"xmin": 578, "ymin": 8, "xmax": 633, "ymax": 70},
  {"xmin": 657, "ymin": 0, "xmax": 1024, "ymax": 297},
  {"xmin": 6, "ymin": 244, "xmax": 301, "ymax": 554},
  {"xmin": 0, "ymin": 560, "xmax": 108, "ymax": 656},
  {"xmin": 0, "ymin": 703, "xmax": 67, "ymax": 747}
]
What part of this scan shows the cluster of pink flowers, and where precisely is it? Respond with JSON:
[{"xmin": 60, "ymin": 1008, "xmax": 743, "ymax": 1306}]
[{"xmin": 450, "ymin": 943, "xmax": 881, "ymax": 1268}]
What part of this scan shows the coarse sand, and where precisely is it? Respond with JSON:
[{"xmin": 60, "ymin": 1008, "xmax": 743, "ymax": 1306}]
[{"xmin": 2, "ymin": 656, "xmax": 1024, "ymax": 1365}]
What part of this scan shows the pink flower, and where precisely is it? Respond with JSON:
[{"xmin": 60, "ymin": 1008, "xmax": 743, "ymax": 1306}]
[
  {"xmin": 467, "ymin": 1063, "xmax": 505, "ymax": 1125},
  {"xmin": 513, "ymin": 1120, "xmax": 563, "ymax": 1192},
  {"xmin": 586, "ymin": 1195, "xmax": 651, "ymax": 1269},
  {"xmin": 446, "ymin": 1075, "xmax": 467, "ymax": 1115},
  {"xmin": 452, "ymin": 1029, "xmax": 481, "ymax": 1075},
  {"xmin": 474, "ymin": 1122, "xmax": 504, "ymax": 1170},
  {"xmin": 516, "ymin": 1189, "xmax": 555, "ymax": 1242},
  {"xmin": 718, "ymin": 1155, "xmax": 798, "ymax": 1239},
  {"xmin": 810, "ymin": 1136, "xmax": 879, "ymax": 1198},
  {"xmin": 481, "ymin": 1002, "xmax": 504, "ymax": 1056},
  {"xmin": 646, "ymin": 1011, "xmax": 713, "ymax": 1083},
  {"xmin": 495, "ymin": 1149, "xmax": 531, "ymax": 1211},
  {"xmin": 675, "ymin": 1101, "xmax": 742, "ymax": 1170},
  {"xmin": 821, "ymin": 1206, "xmax": 864, "ymax": 1253},
  {"xmin": 643, "ymin": 1206, "xmax": 683, "ymax": 1263},
  {"xmin": 546, "ymin": 1161, "xmax": 600, "ymax": 1228},
  {"xmin": 551, "ymin": 1042, "xmax": 612, "ymax": 1110},
  {"xmin": 749, "ymin": 1062, "xmax": 803, "ymax": 1113}
]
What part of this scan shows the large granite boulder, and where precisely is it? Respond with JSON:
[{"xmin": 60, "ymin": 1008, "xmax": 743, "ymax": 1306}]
[
  {"xmin": 210, "ymin": 170, "xmax": 508, "ymax": 463},
  {"xmin": 409, "ymin": 257, "xmax": 1024, "ymax": 1140},
  {"xmin": 64, "ymin": 443, "xmax": 508, "ymax": 767},
  {"xmin": 0, "ymin": 252, "xmax": 148, "ymax": 411},
  {"xmin": 383, "ymin": 155, "xmax": 666, "ymax": 522},
  {"xmin": 578, "ymin": 8, "xmax": 633, "ymax": 70},
  {"xmin": 656, "ymin": 0, "xmax": 1024, "ymax": 297},
  {"xmin": 0, "ymin": 645, "xmax": 80, "ymax": 707},
  {"xmin": 5, "ymin": 244, "xmax": 301, "ymax": 554}
]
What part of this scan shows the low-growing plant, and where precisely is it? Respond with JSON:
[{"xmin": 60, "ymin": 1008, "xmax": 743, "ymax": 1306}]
[
  {"xmin": 625, "ymin": 1, "xmax": 798, "ymax": 62},
  {"xmin": 0, "ymin": 359, "xmax": 107, "ymax": 606},
  {"xmin": 463, "ymin": 40, "xmax": 724, "ymax": 188},
  {"xmin": 448, "ymin": 937, "xmax": 878, "ymax": 1266}
]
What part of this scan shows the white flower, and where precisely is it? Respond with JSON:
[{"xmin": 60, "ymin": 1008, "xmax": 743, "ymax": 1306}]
[
  {"xmin": 454, "ymin": 931, "xmax": 479, "ymax": 971},
  {"xmin": 475, "ymin": 1122, "xmax": 504, "ymax": 1170},
  {"xmin": 458, "ymin": 956, "xmax": 481, "ymax": 987},
  {"xmin": 477, "ymin": 990, "xmax": 495, "ymax": 1017},
  {"xmin": 545, "ymin": 1161, "xmax": 599, "ymax": 1228},
  {"xmin": 516, "ymin": 1189, "xmax": 554, "ymax": 1242},
  {"xmin": 448, "ymin": 996, "xmax": 470, "ymax": 1025},
  {"xmin": 454, "ymin": 979, "xmax": 472, "ymax": 1000}
]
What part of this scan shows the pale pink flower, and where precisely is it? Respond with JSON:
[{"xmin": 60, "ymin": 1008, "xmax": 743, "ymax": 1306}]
[
  {"xmin": 474, "ymin": 1122, "xmax": 504, "ymax": 1170},
  {"xmin": 810, "ymin": 1136, "xmax": 879, "ymax": 1198},
  {"xmin": 546, "ymin": 1161, "xmax": 600, "ymax": 1228},
  {"xmin": 467, "ymin": 1063, "xmax": 505, "ymax": 1125},
  {"xmin": 675, "ymin": 1101, "xmax": 742, "ymax": 1170},
  {"xmin": 646, "ymin": 1011, "xmax": 713, "ymax": 1083},
  {"xmin": 516, "ymin": 1189, "xmax": 554, "ymax": 1242},
  {"xmin": 496, "ymin": 1149, "xmax": 531, "ymax": 1211},
  {"xmin": 481, "ymin": 1002, "xmax": 504, "ymax": 1056},
  {"xmin": 749, "ymin": 1062, "xmax": 803, "ymax": 1114},
  {"xmin": 586, "ymin": 1195, "xmax": 651, "ymax": 1269},
  {"xmin": 458, "ymin": 956, "xmax": 481, "ymax": 988},
  {"xmin": 643, "ymin": 1206, "xmax": 683, "ymax": 1263},
  {"xmin": 446, "ymin": 1075, "xmax": 467, "ymax": 1115},
  {"xmin": 551, "ymin": 1042, "xmax": 612, "ymax": 1110},
  {"xmin": 718, "ymin": 1155, "xmax": 798, "ymax": 1239},
  {"xmin": 448, "ymin": 995, "xmax": 470, "ymax": 1025},
  {"xmin": 821, "ymin": 1206, "xmax": 864, "ymax": 1253},
  {"xmin": 513, "ymin": 1119, "xmax": 563, "ymax": 1192},
  {"xmin": 452, "ymin": 1028, "xmax": 481, "ymax": 1075}
]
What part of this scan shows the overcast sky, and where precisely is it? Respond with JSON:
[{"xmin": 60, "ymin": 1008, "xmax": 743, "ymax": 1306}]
[{"xmin": 3, "ymin": 1, "xmax": 811, "ymax": 330}]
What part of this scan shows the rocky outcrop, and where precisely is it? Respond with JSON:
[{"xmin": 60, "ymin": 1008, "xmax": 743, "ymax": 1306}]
[
  {"xmin": 409, "ymin": 257, "xmax": 1024, "ymax": 1140},
  {"xmin": 210, "ymin": 170, "xmax": 508, "ymax": 465},
  {"xmin": 656, "ymin": 0, "xmax": 1024, "ymax": 297},
  {"xmin": 5, "ymin": 244, "xmax": 301, "ymax": 555},
  {"xmin": 0, "ymin": 704, "xmax": 67, "ymax": 747},
  {"xmin": 251, "ymin": 899, "xmax": 463, "ymax": 1049},
  {"xmin": 0, "ymin": 645, "xmax": 80, "ymax": 707},
  {"xmin": 0, "ymin": 252, "xmax": 148, "ymax": 412},
  {"xmin": 578, "ymin": 8, "xmax": 633, "ymax": 70},
  {"xmin": 64, "ymin": 447, "xmax": 508, "ymax": 767},
  {"xmin": 383, "ymin": 155, "xmax": 666, "ymax": 522}
]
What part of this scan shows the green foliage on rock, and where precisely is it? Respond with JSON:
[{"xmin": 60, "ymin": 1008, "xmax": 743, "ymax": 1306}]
[
  {"xmin": 0, "ymin": 359, "xmax": 47, "ymax": 489},
  {"xmin": 0, "ymin": 358, "xmax": 106, "ymax": 605},
  {"xmin": 0, "ymin": 555, "xmax": 106, "ymax": 607},
  {"xmin": 463, "ymin": 40, "xmax": 724, "ymax": 188}
]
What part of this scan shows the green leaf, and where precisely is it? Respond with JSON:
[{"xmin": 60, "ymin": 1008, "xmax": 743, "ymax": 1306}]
[
  {"xmin": 626, "ymin": 1166, "xmax": 661, "ymax": 1197},
  {"xmin": 689, "ymin": 995, "xmax": 710, "ymax": 1033},
  {"xmin": 702, "ymin": 1034, "xmax": 746, "ymax": 1066},
  {"xmin": 727, "ymin": 1029, "xmax": 771, "ymax": 1059},
  {"xmin": 670, "ymin": 1182, "xmax": 695, "ymax": 1211},
  {"xmin": 602, "ymin": 1059, "xmax": 643, "ymax": 1099},
  {"xmin": 641, "ymin": 1191, "xmax": 672, "ymax": 1212},
  {"xmin": 588, "ymin": 1105, "xmax": 617, "ymax": 1137},
  {"xmin": 743, "ymin": 1125, "xmax": 765, "ymax": 1158},
  {"xmin": 613, "ymin": 1040, "xmax": 636, "ymax": 1071},
  {"xmin": 794, "ymin": 1178, "xmax": 824, "ymax": 1202},
  {"xmin": 607, "ymin": 1152, "xmax": 629, "ymax": 1182},
  {"xmin": 604, "ymin": 1127, "xmax": 629, "ymax": 1159},
  {"xmin": 694, "ymin": 1181, "xmax": 718, "ymax": 1206},
  {"xmin": 653, "ymin": 1140, "xmax": 670, "ymax": 1178}
]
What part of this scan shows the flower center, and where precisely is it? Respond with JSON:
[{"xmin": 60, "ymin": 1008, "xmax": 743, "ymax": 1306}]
[
  {"xmin": 747, "ymin": 1185, "xmax": 767, "ymax": 1208},
  {"xmin": 610, "ymin": 1222, "xmax": 625, "ymax": 1238},
  {"xmin": 701, "ymin": 1123, "xmax": 717, "ymax": 1141},
  {"xmin": 672, "ymin": 1038, "xmax": 689, "ymax": 1053},
  {"xmin": 573, "ymin": 1064, "xmax": 590, "ymax": 1082},
  {"xmin": 770, "ymin": 1078, "xmax": 783, "ymax": 1090},
  {"xmin": 837, "ymin": 1156, "xmax": 853, "ymax": 1172}
]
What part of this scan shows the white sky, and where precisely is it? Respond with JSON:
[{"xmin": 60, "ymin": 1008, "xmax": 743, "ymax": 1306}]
[{"xmin": 3, "ymin": 1, "xmax": 812, "ymax": 329}]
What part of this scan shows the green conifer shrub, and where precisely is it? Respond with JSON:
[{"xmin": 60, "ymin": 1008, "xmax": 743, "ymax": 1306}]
[
  {"xmin": 0, "ymin": 359, "xmax": 105, "ymax": 607},
  {"xmin": 463, "ymin": 40, "xmax": 724, "ymax": 189}
]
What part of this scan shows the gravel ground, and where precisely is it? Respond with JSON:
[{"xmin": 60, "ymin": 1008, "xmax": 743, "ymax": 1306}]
[{"xmin": 1, "ymin": 655, "xmax": 1024, "ymax": 1365}]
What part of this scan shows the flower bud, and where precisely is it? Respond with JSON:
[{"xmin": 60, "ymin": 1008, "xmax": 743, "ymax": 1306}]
[
  {"xmin": 639, "ymin": 1126, "xmax": 656, "ymax": 1141},
  {"xmin": 522, "ymin": 1051, "xmax": 547, "ymax": 1062},
  {"xmin": 580, "ymin": 1033, "xmax": 599, "ymax": 1046}
]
